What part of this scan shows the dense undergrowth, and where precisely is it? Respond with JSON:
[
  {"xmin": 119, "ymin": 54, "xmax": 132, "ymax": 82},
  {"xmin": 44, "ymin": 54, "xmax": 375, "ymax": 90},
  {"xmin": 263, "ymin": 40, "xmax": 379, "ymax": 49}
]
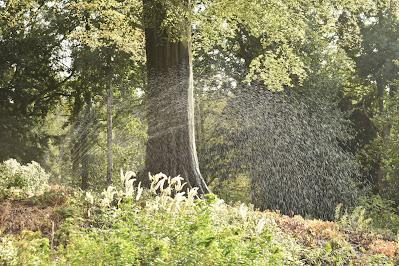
[{"xmin": 0, "ymin": 160, "xmax": 399, "ymax": 265}]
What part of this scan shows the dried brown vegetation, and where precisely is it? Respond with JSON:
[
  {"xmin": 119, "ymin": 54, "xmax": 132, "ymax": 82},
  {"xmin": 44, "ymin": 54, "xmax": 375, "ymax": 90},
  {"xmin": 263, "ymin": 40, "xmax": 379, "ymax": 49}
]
[
  {"xmin": 266, "ymin": 211, "xmax": 399, "ymax": 259},
  {"xmin": 0, "ymin": 186, "xmax": 71, "ymax": 237}
]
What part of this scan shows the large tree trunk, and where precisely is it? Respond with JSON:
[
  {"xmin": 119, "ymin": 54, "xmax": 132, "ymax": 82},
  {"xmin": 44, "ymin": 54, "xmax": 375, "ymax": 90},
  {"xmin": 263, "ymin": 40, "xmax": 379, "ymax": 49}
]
[{"xmin": 142, "ymin": 0, "xmax": 209, "ymax": 194}]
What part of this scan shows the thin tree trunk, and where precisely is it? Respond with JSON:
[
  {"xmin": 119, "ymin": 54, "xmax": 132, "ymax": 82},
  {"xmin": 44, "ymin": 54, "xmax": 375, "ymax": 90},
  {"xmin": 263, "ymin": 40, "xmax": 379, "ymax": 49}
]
[
  {"xmin": 72, "ymin": 140, "xmax": 80, "ymax": 181},
  {"xmin": 81, "ymin": 92, "xmax": 92, "ymax": 190},
  {"xmin": 71, "ymin": 91, "xmax": 82, "ymax": 178},
  {"xmin": 376, "ymin": 78, "xmax": 388, "ymax": 193},
  {"xmin": 107, "ymin": 81, "xmax": 113, "ymax": 186},
  {"xmin": 142, "ymin": 0, "xmax": 209, "ymax": 194},
  {"xmin": 81, "ymin": 134, "xmax": 89, "ymax": 189}
]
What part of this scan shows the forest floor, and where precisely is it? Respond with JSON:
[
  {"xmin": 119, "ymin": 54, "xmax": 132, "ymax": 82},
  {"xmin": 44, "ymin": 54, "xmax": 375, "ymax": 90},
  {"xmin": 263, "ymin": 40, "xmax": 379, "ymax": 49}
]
[
  {"xmin": 0, "ymin": 186, "xmax": 70, "ymax": 237},
  {"xmin": 0, "ymin": 185, "xmax": 398, "ymax": 265}
]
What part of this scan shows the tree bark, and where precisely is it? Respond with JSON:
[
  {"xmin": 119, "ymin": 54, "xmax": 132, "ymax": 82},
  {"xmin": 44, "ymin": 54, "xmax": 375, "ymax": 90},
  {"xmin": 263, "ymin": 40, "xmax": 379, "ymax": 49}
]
[
  {"xmin": 81, "ymin": 142, "xmax": 89, "ymax": 190},
  {"xmin": 142, "ymin": 0, "xmax": 209, "ymax": 194},
  {"xmin": 106, "ymin": 81, "xmax": 113, "ymax": 186},
  {"xmin": 375, "ymin": 79, "xmax": 385, "ymax": 193},
  {"xmin": 374, "ymin": 75, "xmax": 394, "ymax": 194},
  {"xmin": 81, "ymin": 92, "xmax": 92, "ymax": 190}
]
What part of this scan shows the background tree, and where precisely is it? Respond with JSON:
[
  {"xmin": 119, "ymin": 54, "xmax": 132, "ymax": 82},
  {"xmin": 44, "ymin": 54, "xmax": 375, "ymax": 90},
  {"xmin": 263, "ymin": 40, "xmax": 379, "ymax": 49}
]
[
  {"xmin": 0, "ymin": 0, "xmax": 75, "ymax": 163},
  {"xmin": 191, "ymin": 0, "xmax": 379, "ymax": 218},
  {"xmin": 59, "ymin": 0, "xmax": 145, "ymax": 189},
  {"xmin": 337, "ymin": 1, "xmax": 399, "ymax": 196}
]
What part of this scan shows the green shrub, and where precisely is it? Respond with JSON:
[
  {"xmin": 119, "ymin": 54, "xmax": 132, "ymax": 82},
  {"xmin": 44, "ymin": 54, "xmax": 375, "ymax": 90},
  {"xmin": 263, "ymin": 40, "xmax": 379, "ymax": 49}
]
[
  {"xmin": 58, "ymin": 172, "xmax": 287, "ymax": 265},
  {"xmin": 0, "ymin": 231, "xmax": 51, "ymax": 265},
  {"xmin": 0, "ymin": 159, "xmax": 49, "ymax": 195},
  {"xmin": 335, "ymin": 204, "xmax": 373, "ymax": 233},
  {"xmin": 59, "ymin": 229, "xmax": 140, "ymax": 265},
  {"xmin": 366, "ymin": 254, "xmax": 396, "ymax": 266},
  {"xmin": 335, "ymin": 196, "xmax": 399, "ymax": 238},
  {"xmin": 0, "ymin": 172, "xmax": 397, "ymax": 265},
  {"xmin": 303, "ymin": 239, "xmax": 357, "ymax": 266},
  {"xmin": 210, "ymin": 175, "xmax": 251, "ymax": 204},
  {"xmin": 358, "ymin": 195, "xmax": 399, "ymax": 237}
]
